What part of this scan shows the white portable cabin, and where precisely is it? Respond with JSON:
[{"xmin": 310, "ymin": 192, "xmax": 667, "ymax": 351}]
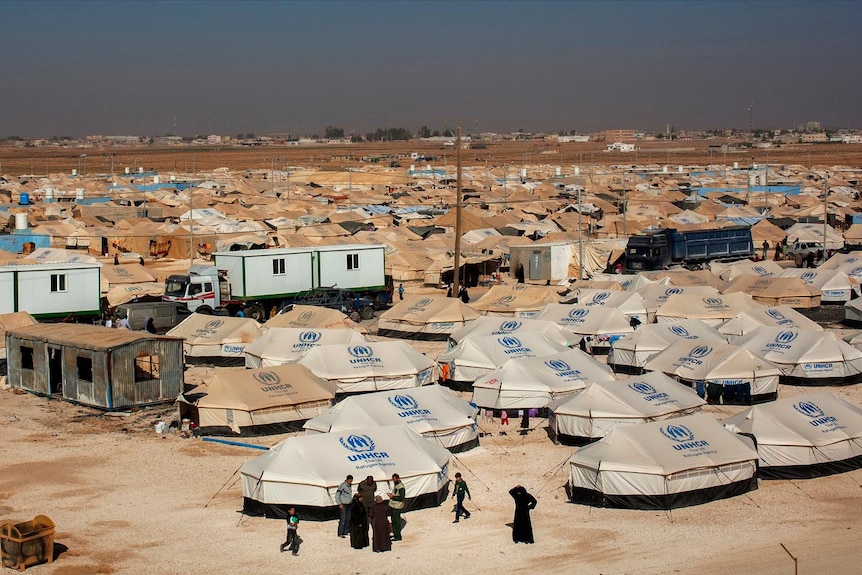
[
  {"xmin": 213, "ymin": 248, "xmax": 315, "ymax": 299},
  {"xmin": 0, "ymin": 262, "xmax": 101, "ymax": 319},
  {"xmin": 566, "ymin": 413, "xmax": 758, "ymax": 509},
  {"xmin": 313, "ymin": 244, "xmax": 386, "ymax": 291},
  {"xmin": 509, "ymin": 242, "xmax": 573, "ymax": 283},
  {"xmin": 549, "ymin": 371, "xmax": 705, "ymax": 444},
  {"xmin": 240, "ymin": 425, "xmax": 450, "ymax": 520},
  {"xmin": 607, "ymin": 318, "xmax": 727, "ymax": 374},
  {"xmin": 303, "ymin": 385, "xmax": 479, "ymax": 452},
  {"xmin": 723, "ymin": 391, "xmax": 862, "ymax": 479}
]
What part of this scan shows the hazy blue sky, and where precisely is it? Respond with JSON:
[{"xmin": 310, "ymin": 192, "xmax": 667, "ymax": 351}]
[{"xmin": 1, "ymin": 0, "xmax": 860, "ymax": 138}]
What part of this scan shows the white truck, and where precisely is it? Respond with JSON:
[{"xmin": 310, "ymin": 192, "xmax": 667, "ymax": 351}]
[
  {"xmin": 0, "ymin": 262, "xmax": 101, "ymax": 321},
  {"xmin": 163, "ymin": 245, "xmax": 387, "ymax": 321}
]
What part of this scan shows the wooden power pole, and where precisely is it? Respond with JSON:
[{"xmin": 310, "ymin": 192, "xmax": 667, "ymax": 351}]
[{"xmin": 452, "ymin": 126, "xmax": 463, "ymax": 298}]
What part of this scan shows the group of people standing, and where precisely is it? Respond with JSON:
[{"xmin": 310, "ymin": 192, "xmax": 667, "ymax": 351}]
[{"xmin": 335, "ymin": 474, "xmax": 405, "ymax": 553}]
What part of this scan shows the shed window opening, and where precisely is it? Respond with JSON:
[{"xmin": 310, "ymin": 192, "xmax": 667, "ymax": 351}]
[
  {"xmin": 76, "ymin": 356, "xmax": 93, "ymax": 382},
  {"xmin": 135, "ymin": 354, "xmax": 160, "ymax": 381},
  {"xmin": 272, "ymin": 258, "xmax": 286, "ymax": 275},
  {"xmin": 346, "ymin": 253, "xmax": 360, "ymax": 270},
  {"xmin": 21, "ymin": 346, "xmax": 34, "ymax": 370},
  {"xmin": 50, "ymin": 273, "xmax": 67, "ymax": 292}
]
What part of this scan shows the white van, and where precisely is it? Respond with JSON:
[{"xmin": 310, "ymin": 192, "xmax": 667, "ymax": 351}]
[{"xmin": 116, "ymin": 302, "xmax": 190, "ymax": 334}]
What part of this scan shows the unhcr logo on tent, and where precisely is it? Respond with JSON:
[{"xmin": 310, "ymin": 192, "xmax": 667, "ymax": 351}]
[
  {"xmin": 680, "ymin": 345, "xmax": 711, "ymax": 366},
  {"xmin": 252, "ymin": 371, "xmax": 292, "ymax": 392},
  {"xmin": 495, "ymin": 295, "xmax": 516, "ymax": 306},
  {"xmin": 499, "ymin": 336, "xmax": 531, "ymax": 355},
  {"xmin": 586, "ymin": 292, "xmax": 611, "ymax": 306},
  {"xmin": 702, "ymin": 297, "xmax": 727, "ymax": 310},
  {"xmin": 544, "ymin": 359, "xmax": 581, "ymax": 379},
  {"xmin": 298, "ymin": 310, "xmax": 315, "ymax": 322},
  {"xmin": 493, "ymin": 320, "xmax": 522, "ymax": 334},
  {"xmin": 205, "ymin": 319, "xmax": 224, "ymax": 330},
  {"xmin": 294, "ymin": 330, "xmax": 322, "ymax": 350},
  {"xmin": 668, "ymin": 325, "xmax": 697, "ymax": 340},
  {"xmin": 850, "ymin": 266, "xmax": 862, "ymax": 278},
  {"xmin": 563, "ymin": 308, "xmax": 589, "ymax": 325},
  {"xmin": 628, "ymin": 381, "xmax": 669, "ymax": 402},
  {"xmin": 765, "ymin": 309, "xmax": 793, "ymax": 326},
  {"xmin": 793, "ymin": 400, "xmax": 838, "ymax": 428},
  {"xmin": 115, "ymin": 266, "xmax": 130, "ymax": 276},
  {"xmin": 348, "ymin": 345, "xmax": 382, "ymax": 365},
  {"xmin": 660, "ymin": 424, "xmax": 709, "ymax": 451},
  {"xmin": 752, "ymin": 265, "xmax": 770, "ymax": 276},
  {"xmin": 660, "ymin": 287, "xmax": 683, "ymax": 302},
  {"xmin": 408, "ymin": 297, "xmax": 433, "ymax": 313},
  {"xmin": 388, "ymin": 394, "xmax": 432, "ymax": 418},
  {"xmin": 340, "ymin": 434, "xmax": 390, "ymax": 462},
  {"xmin": 801, "ymin": 271, "xmax": 816, "ymax": 283},
  {"xmin": 767, "ymin": 330, "xmax": 798, "ymax": 350}
]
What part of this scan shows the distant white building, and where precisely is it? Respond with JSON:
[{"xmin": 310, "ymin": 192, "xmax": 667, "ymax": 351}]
[{"xmin": 606, "ymin": 142, "xmax": 636, "ymax": 152}]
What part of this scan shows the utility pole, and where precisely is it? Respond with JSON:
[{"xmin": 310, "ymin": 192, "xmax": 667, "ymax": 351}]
[
  {"xmin": 622, "ymin": 168, "xmax": 627, "ymax": 238},
  {"xmin": 577, "ymin": 168, "xmax": 585, "ymax": 281},
  {"xmin": 189, "ymin": 186, "xmax": 195, "ymax": 268},
  {"xmin": 452, "ymin": 126, "xmax": 463, "ymax": 299},
  {"xmin": 823, "ymin": 173, "xmax": 829, "ymax": 256}
]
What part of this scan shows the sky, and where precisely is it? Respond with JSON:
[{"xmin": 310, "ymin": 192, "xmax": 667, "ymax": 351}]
[{"xmin": 1, "ymin": 0, "xmax": 860, "ymax": 138}]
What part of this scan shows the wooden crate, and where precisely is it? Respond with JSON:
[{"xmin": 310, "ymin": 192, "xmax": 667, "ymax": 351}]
[{"xmin": 0, "ymin": 515, "xmax": 55, "ymax": 571}]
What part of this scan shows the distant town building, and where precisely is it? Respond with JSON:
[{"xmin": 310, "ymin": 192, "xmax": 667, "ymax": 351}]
[
  {"xmin": 800, "ymin": 133, "xmax": 828, "ymax": 143},
  {"xmin": 603, "ymin": 129, "xmax": 637, "ymax": 143}
]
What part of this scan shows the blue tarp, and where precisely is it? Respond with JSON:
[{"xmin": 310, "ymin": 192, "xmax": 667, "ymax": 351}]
[
  {"xmin": 0, "ymin": 233, "xmax": 51, "ymax": 253},
  {"xmin": 694, "ymin": 185, "xmax": 800, "ymax": 196}
]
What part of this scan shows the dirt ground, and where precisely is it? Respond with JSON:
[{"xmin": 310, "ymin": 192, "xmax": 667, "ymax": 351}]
[{"xmin": 2, "ymin": 314, "xmax": 861, "ymax": 575}]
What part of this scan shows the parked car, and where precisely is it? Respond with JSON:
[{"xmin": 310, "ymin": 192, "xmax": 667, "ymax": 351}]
[
  {"xmin": 287, "ymin": 288, "xmax": 377, "ymax": 320},
  {"xmin": 787, "ymin": 241, "xmax": 824, "ymax": 266},
  {"xmin": 115, "ymin": 301, "xmax": 191, "ymax": 333}
]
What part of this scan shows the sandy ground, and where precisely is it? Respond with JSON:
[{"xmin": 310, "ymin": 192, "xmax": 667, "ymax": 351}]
[{"xmin": 2, "ymin": 322, "xmax": 862, "ymax": 575}]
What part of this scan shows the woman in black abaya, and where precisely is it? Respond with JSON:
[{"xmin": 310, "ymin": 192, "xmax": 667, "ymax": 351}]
[
  {"xmin": 509, "ymin": 485, "xmax": 537, "ymax": 543},
  {"xmin": 349, "ymin": 493, "xmax": 369, "ymax": 549}
]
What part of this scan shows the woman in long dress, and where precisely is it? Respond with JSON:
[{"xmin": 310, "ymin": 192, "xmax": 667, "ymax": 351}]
[
  {"xmin": 349, "ymin": 493, "xmax": 369, "ymax": 550},
  {"xmin": 509, "ymin": 485, "xmax": 537, "ymax": 544},
  {"xmin": 370, "ymin": 495, "xmax": 392, "ymax": 553}
]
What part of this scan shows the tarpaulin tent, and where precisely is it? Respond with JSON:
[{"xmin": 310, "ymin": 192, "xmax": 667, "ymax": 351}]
[
  {"xmin": 655, "ymin": 293, "xmax": 764, "ymax": 326},
  {"xmin": 243, "ymin": 327, "xmax": 368, "ymax": 368},
  {"xmin": 549, "ymin": 371, "xmax": 705, "ymax": 444},
  {"xmin": 568, "ymin": 289, "xmax": 650, "ymax": 324},
  {"xmin": 377, "ymin": 295, "xmax": 481, "ymax": 341},
  {"xmin": 304, "ymin": 385, "xmax": 479, "ymax": 452},
  {"xmin": 723, "ymin": 391, "xmax": 862, "ymax": 478},
  {"xmin": 447, "ymin": 316, "xmax": 579, "ymax": 348},
  {"xmin": 471, "ymin": 348, "xmax": 615, "ymax": 410},
  {"xmin": 644, "ymin": 340, "xmax": 780, "ymax": 404},
  {"xmin": 566, "ymin": 413, "xmax": 758, "ymax": 509},
  {"xmin": 735, "ymin": 326, "xmax": 862, "ymax": 385},
  {"xmin": 607, "ymin": 318, "xmax": 727, "ymax": 374},
  {"xmin": 298, "ymin": 341, "xmax": 437, "ymax": 393},
  {"xmin": 241, "ymin": 425, "xmax": 450, "ymax": 520},
  {"xmin": 721, "ymin": 275, "xmax": 821, "ymax": 308},
  {"xmin": 178, "ymin": 364, "xmax": 338, "ymax": 436},
  {"xmin": 264, "ymin": 304, "xmax": 367, "ymax": 333},
  {"xmin": 780, "ymin": 268, "xmax": 855, "ymax": 303},
  {"xmin": 634, "ymin": 285, "xmax": 720, "ymax": 317},
  {"xmin": 166, "ymin": 314, "xmax": 267, "ymax": 359},
  {"xmin": 535, "ymin": 304, "xmax": 634, "ymax": 354},
  {"xmin": 716, "ymin": 306, "xmax": 822, "ymax": 341},
  {"xmin": 469, "ymin": 284, "xmax": 563, "ymax": 318}
]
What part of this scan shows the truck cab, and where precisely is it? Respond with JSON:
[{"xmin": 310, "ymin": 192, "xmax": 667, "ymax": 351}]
[
  {"xmin": 163, "ymin": 265, "xmax": 229, "ymax": 314},
  {"xmin": 625, "ymin": 230, "xmax": 672, "ymax": 271}
]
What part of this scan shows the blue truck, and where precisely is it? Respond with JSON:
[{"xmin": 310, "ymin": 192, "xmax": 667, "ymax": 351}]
[{"xmin": 624, "ymin": 226, "xmax": 754, "ymax": 272}]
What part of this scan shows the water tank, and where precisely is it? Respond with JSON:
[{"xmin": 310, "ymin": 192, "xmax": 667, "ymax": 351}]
[
  {"xmin": 748, "ymin": 174, "xmax": 757, "ymax": 187},
  {"xmin": 153, "ymin": 175, "xmax": 160, "ymax": 184},
  {"xmin": 125, "ymin": 167, "xmax": 131, "ymax": 175},
  {"xmin": 555, "ymin": 167, "xmax": 562, "ymax": 177},
  {"xmin": 76, "ymin": 188, "xmax": 85, "ymax": 201},
  {"xmin": 409, "ymin": 165, "xmax": 415, "ymax": 172},
  {"xmin": 169, "ymin": 175, "xmax": 176, "ymax": 182},
  {"xmin": 15, "ymin": 212, "xmax": 28, "ymax": 230},
  {"xmin": 138, "ymin": 167, "xmax": 144, "ymax": 174},
  {"xmin": 733, "ymin": 162, "xmax": 739, "ymax": 170},
  {"xmin": 44, "ymin": 188, "xmax": 55, "ymax": 202},
  {"xmin": 759, "ymin": 174, "xmax": 766, "ymax": 186},
  {"xmin": 19, "ymin": 193, "xmax": 30, "ymax": 205},
  {"xmin": 662, "ymin": 166, "xmax": 668, "ymax": 173},
  {"xmin": 520, "ymin": 168, "xmax": 527, "ymax": 179},
  {"xmin": 71, "ymin": 169, "xmax": 77, "ymax": 177},
  {"xmin": 678, "ymin": 165, "xmax": 684, "ymax": 173},
  {"xmin": 574, "ymin": 166, "xmax": 580, "ymax": 175}
]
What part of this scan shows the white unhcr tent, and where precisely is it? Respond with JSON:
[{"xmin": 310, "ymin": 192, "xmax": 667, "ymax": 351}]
[
  {"xmin": 607, "ymin": 318, "xmax": 727, "ymax": 374},
  {"xmin": 304, "ymin": 385, "xmax": 479, "ymax": 452},
  {"xmin": 549, "ymin": 371, "xmax": 705, "ymax": 444},
  {"xmin": 447, "ymin": 316, "xmax": 580, "ymax": 348},
  {"xmin": 298, "ymin": 341, "xmax": 437, "ymax": 393},
  {"xmin": 265, "ymin": 304, "xmax": 367, "ymax": 333},
  {"xmin": 634, "ymin": 285, "xmax": 720, "ymax": 317},
  {"xmin": 437, "ymin": 332, "xmax": 570, "ymax": 386},
  {"xmin": 177, "ymin": 364, "xmax": 338, "ymax": 436},
  {"xmin": 241, "ymin": 425, "xmax": 450, "ymax": 520},
  {"xmin": 535, "ymin": 304, "xmax": 634, "ymax": 353},
  {"xmin": 723, "ymin": 391, "xmax": 862, "ymax": 479},
  {"xmin": 735, "ymin": 326, "xmax": 862, "ymax": 385},
  {"xmin": 716, "ymin": 306, "xmax": 822, "ymax": 341},
  {"xmin": 471, "ymin": 348, "xmax": 615, "ymax": 409},
  {"xmin": 376, "ymin": 295, "xmax": 481, "ymax": 340},
  {"xmin": 166, "ymin": 314, "xmax": 267, "ymax": 360},
  {"xmin": 655, "ymin": 293, "xmax": 763, "ymax": 326},
  {"xmin": 469, "ymin": 284, "xmax": 563, "ymax": 318},
  {"xmin": 243, "ymin": 327, "xmax": 368, "ymax": 368},
  {"xmin": 566, "ymin": 413, "xmax": 758, "ymax": 509},
  {"xmin": 780, "ymin": 268, "xmax": 855, "ymax": 303},
  {"xmin": 644, "ymin": 340, "xmax": 781, "ymax": 404},
  {"xmin": 570, "ymin": 289, "xmax": 650, "ymax": 324}
]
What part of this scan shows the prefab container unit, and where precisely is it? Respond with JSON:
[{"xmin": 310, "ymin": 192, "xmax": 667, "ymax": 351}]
[
  {"xmin": 212, "ymin": 248, "xmax": 315, "ymax": 300},
  {"xmin": 0, "ymin": 263, "xmax": 101, "ymax": 319},
  {"xmin": 313, "ymin": 244, "xmax": 386, "ymax": 291},
  {"xmin": 5, "ymin": 324, "xmax": 184, "ymax": 410},
  {"xmin": 509, "ymin": 243, "xmax": 572, "ymax": 283}
]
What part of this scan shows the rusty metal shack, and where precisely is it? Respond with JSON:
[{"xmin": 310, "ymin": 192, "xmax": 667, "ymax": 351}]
[{"xmin": 5, "ymin": 324, "xmax": 184, "ymax": 410}]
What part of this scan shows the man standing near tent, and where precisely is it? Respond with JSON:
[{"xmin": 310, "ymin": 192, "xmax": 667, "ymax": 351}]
[
  {"xmin": 336, "ymin": 474, "xmax": 353, "ymax": 538},
  {"xmin": 357, "ymin": 475, "xmax": 377, "ymax": 519},
  {"xmin": 387, "ymin": 473, "xmax": 405, "ymax": 541},
  {"xmin": 451, "ymin": 472, "xmax": 471, "ymax": 523}
]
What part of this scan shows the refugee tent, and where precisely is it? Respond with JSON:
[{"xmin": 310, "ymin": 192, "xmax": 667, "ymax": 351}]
[
  {"xmin": 105, "ymin": 282, "xmax": 166, "ymax": 307},
  {"xmin": 655, "ymin": 293, "xmax": 763, "ymax": 326},
  {"xmin": 568, "ymin": 289, "xmax": 650, "ymax": 324},
  {"xmin": 471, "ymin": 348, "xmax": 615, "ymax": 409},
  {"xmin": 376, "ymin": 295, "xmax": 481, "ymax": 340},
  {"xmin": 297, "ymin": 341, "xmax": 437, "ymax": 393},
  {"xmin": 607, "ymin": 318, "xmax": 727, "ymax": 374},
  {"xmin": 644, "ymin": 340, "xmax": 781, "ymax": 404},
  {"xmin": 437, "ymin": 332, "xmax": 570, "ymax": 386},
  {"xmin": 303, "ymin": 385, "xmax": 479, "ymax": 452},
  {"xmin": 177, "ymin": 364, "xmax": 338, "ymax": 435},
  {"xmin": 784, "ymin": 222, "xmax": 843, "ymax": 251},
  {"xmin": 780, "ymin": 268, "xmax": 855, "ymax": 303},
  {"xmin": 721, "ymin": 275, "xmax": 821, "ymax": 308},
  {"xmin": 241, "ymin": 425, "xmax": 451, "ymax": 520},
  {"xmin": 549, "ymin": 371, "xmax": 705, "ymax": 444},
  {"xmin": 846, "ymin": 298, "xmax": 862, "ymax": 325},
  {"xmin": 243, "ymin": 327, "xmax": 368, "ymax": 368},
  {"xmin": 711, "ymin": 259, "xmax": 783, "ymax": 282},
  {"xmin": 264, "ymin": 304, "xmax": 367, "ymax": 333},
  {"xmin": 820, "ymin": 252, "xmax": 862, "ymax": 271},
  {"xmin": 469, "ymin": 284, "xmax": 562, "ymax": 318},
  {"xmin": 0, "ymin": 312, "xmax": 37, "ymax": 361},
  {"xmin": 534, "ymin": 304, "xmax": 634, "ymax": 354},
  {"xmin": 566, "ymin": 413, "xmax": 758, "ymax": 509},
  {"xmin": 166, "ymin": 314, "xmax": 267, "ymax": 360},
  {"xmin": 447, "ymin": 316, "xmax": 579, "ymax": 348},
  {"xmin": 633, "ymin": 285, "xmax": 721, "ymax": 318},
  {"xmin": 722, "ymin": 391, "xmax": 862, "ymax": 479},
  {"xmin": 717, "ymin": 306, "xmax": 822, "ymax": 341},
  {"xmin": 649, "ymin": 269, "xmax": 726, "ymax": 290},
  {"xmin": 735, "ymin": 326, "xmax": 862, "ymax": 385}
]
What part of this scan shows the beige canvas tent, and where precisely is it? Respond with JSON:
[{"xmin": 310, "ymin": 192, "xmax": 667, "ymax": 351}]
[
  {"xmin": 166, "ymin": 314, "xmax": 267, "ymax": 359},
  {"xmin": 178, "ymin": 364, "xmax": 338, "ymax": 436},
  {"xmin": 721, "ymin": 275, "xmax": 821, "ymax": 308},
  {"xmin": 655, "ymin": 293, "xmax": 764, "ymax": 326},
  {"xmin": 264, "ymin": 304, "xmax": 366, "ymax": 333},
  {"xmin": 470, "ymin": 284, "xmax": 563, "ymax": 317},
  {"xmin": 377, "ymin": 295, "xmax": 481, "ymax": 340}
]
